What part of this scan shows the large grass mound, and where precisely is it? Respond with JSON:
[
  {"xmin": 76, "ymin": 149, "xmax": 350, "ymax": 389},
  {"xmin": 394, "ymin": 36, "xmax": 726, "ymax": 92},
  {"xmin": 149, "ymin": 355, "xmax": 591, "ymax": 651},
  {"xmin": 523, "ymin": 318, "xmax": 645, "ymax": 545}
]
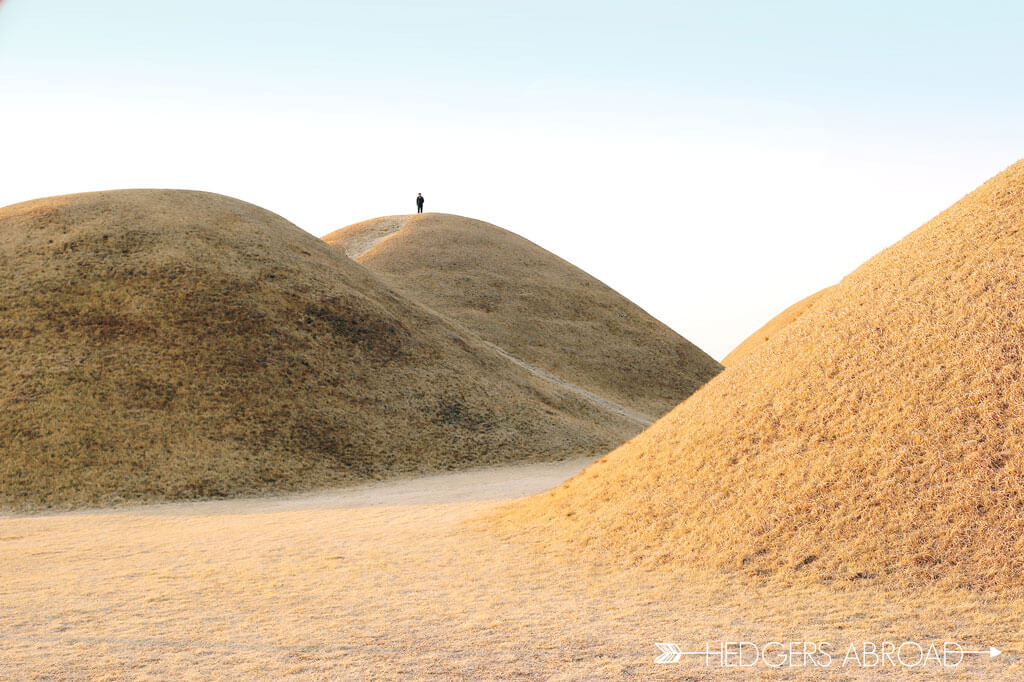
[
  {"xmin": 324, "ymin": 213, "xmax": 721, "ymax": 421},
  {"xmin": 0, "ymin": 190, "xmax": 639, "ymax": 509},
  {"xmin": 501, "ymin": 160, "xmax": 1024, "ymax": 590}
]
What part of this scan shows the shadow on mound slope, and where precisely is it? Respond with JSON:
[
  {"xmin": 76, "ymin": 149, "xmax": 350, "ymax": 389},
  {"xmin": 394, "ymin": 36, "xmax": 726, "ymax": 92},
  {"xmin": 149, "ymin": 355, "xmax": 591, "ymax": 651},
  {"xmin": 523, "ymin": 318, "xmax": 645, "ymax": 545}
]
[
  {"xmin": 324, "ymin": 213, "xmax": 722, "ymax": 421},
  {"xmin": 500, "ymin": 159, "xmax": 1024, "ymax": 591},
  {"xmin": 0, "ymin": 190, "xmax": 639, "ymax": 510}
]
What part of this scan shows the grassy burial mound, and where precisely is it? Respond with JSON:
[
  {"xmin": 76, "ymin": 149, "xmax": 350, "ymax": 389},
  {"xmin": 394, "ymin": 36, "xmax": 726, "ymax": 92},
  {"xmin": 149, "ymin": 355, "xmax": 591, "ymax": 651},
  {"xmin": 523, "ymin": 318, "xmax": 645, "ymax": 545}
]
[
  {"xmin": 501, "ymin": 160, "xmax": 1024, "ymax": 591},
  {"xmin": 324, "ymin": 213, "xmax": 722, "ymax": 421},
  {"xmin": 0, "ymin": 190, "xmax": 640, "ymax": 509},
  {"xmin": 721, "ymin": 286, "xmax": 833, "ymax": 366}
]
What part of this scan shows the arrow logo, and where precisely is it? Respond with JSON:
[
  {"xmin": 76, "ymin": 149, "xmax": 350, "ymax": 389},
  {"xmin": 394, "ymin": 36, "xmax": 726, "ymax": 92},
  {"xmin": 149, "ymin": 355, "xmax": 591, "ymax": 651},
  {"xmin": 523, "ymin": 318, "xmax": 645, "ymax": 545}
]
[
  {"xmin": 654, "ymin": 642, "xmax": 720, "ymax": 664},
  {"xmin": 961, "ymin": 646, "xmax": 1001, "ymax": 658},
  {"xmin": 653, "ymin": 643, "xmax": 683, "ymax": 663}
]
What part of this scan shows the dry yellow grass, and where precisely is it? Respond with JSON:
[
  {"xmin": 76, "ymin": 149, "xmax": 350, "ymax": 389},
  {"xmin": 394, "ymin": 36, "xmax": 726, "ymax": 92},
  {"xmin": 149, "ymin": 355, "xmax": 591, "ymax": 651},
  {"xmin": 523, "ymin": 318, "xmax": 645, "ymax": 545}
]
[
  {"xmin": 324, "ymin": 213, "xmax": 722, "ymax": 421},
  {"xmin": 0, "ymin": 190, "xmax": 644, "ymax": 510},
  {"xmin": 722, "ymin": 286, "xmax": 833, "ymax": 366},
  {"xmin": 499, "ymin": 159, "xmax": 1024, "ymax": 593},
  {"xmin": 2, "ymin": 462, "xmax": 1020, "ymax": 679}
]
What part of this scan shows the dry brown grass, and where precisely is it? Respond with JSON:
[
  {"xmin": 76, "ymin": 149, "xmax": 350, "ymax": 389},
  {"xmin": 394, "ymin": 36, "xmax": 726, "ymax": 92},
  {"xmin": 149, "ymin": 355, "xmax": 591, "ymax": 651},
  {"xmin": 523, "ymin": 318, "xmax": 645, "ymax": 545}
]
[
  {"xmin": 0, "ymin": 190, "xmax": 645, "ymax": 510},
  {"xmin": 324, "ymin": 213, "xmax": 722, "ymax": 421},
  {"xmin": 3, "ymin": 462, "xmax": 1020, "ymax": 679},
  {"xmin": 722, "ymin": 286, "xmax": 833, "ymax": 366},
  {"xmin": 499, "ymin": 159, "xmax": 1024, "ymax": 594}
]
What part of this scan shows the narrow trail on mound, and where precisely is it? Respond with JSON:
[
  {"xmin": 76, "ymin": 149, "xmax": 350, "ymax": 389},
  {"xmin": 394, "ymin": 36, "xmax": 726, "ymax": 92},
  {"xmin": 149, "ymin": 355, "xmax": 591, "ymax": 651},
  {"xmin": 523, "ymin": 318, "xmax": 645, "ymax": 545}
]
[
  {"xmin": 481, "ymin": 340, "xmax": 654, "ymax": 427},
  {"xmin": 345, "ymin": 215, "xmax": 412, "ymax": 259}
]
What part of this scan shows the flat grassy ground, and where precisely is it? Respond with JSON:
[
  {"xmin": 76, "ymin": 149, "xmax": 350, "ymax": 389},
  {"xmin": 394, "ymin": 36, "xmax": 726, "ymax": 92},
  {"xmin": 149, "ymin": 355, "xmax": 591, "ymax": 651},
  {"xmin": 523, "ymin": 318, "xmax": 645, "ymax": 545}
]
[{"xmin": 2, "ymin": 459, "xmax": 1020, "ymax": 680}]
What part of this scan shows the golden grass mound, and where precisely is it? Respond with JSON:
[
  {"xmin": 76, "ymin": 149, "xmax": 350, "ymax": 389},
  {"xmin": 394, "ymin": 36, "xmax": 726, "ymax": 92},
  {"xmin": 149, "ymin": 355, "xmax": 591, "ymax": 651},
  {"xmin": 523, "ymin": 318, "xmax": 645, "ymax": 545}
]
[
  {"xmin": 0, "ymin": 190, "xmax": 641, "ymax": 509},
  {"xmin": 721, "ymin": 286, "xmax": 833, "ymax": 366},
  {"xmin": 324, "ymin": 213, "xmax": 721, "ymax": 420},
  {"xmin": 501, "ymin": 160, "xmax": 1024, "ymax": 591}
]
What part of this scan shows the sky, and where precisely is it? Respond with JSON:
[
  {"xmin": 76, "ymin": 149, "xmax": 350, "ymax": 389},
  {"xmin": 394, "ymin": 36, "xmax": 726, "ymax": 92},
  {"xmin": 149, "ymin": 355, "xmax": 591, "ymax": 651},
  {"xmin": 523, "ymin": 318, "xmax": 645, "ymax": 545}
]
[{"xmin": 2, "ymin": 0, "xmax": 1023, "ymax": 360}]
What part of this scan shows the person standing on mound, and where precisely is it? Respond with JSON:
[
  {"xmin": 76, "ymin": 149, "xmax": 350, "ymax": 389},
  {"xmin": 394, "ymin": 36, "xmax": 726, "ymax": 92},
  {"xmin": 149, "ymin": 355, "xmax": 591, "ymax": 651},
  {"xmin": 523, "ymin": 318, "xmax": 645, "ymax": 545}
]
[{"xmin": 416, "ymin": 193, "xmax": 424, "ymax": 213}]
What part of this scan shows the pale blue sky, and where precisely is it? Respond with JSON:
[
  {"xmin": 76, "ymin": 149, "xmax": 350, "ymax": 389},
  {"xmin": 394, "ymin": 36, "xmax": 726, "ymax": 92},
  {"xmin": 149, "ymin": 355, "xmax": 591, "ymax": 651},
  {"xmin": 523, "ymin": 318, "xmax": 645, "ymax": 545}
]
[{"xmin": 3, "ymin": 1, "xmax": 1023, "ymax": 358}]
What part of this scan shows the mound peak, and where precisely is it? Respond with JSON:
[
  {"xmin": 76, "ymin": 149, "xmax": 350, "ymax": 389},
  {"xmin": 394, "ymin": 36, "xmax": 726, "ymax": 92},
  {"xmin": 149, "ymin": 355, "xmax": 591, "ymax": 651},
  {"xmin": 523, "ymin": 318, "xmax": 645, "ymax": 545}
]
[
  {"xmin": 502, "ymin": 159, "xmax": 1024, "ymax": 591},
  {"xmin": 324, "ymin": 212, "xmax": 722, "ymax": 422}
]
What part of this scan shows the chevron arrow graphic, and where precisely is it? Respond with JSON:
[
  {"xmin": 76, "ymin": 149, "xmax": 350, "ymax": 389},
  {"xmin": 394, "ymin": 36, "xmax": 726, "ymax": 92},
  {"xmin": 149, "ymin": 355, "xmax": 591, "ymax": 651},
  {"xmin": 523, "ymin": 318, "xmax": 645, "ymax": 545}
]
[{"xmin": 654, "ymin": 642, "xmax": 719, "ymax": 664}]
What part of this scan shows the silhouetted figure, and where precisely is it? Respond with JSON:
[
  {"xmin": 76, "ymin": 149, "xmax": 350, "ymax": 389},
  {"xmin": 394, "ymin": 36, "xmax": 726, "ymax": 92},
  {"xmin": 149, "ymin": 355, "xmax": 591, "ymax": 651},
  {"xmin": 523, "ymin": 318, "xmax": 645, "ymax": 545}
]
[{"xmin": 416, "ymin": 193, "xmax": 424, "ymax": 214}]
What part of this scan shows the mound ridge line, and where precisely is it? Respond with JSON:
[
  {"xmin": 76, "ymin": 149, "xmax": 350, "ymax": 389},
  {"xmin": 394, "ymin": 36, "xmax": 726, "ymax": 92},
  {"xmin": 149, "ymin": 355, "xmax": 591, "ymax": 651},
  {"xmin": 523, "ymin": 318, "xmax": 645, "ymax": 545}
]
[{"xmin": 722, "ymin": 285, "xmax": 834, "ymax": 366}]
